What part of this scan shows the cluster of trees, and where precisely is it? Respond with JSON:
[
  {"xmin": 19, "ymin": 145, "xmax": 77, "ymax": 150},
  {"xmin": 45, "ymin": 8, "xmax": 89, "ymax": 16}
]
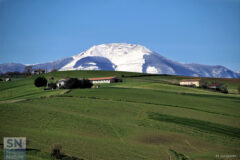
[
  {"xmin": 34, "ymin": 76, "xmax": 58, "ymax": 90},
  {"xmin": 200, "ymin": 80, "xmax": 228, "ymax": 94},
  {"xmin": 25, "ymin": 66, "xmax": 58, "ymax": 75},
  {"xmin": 0, "ymin": 66, "xmax": 57, "ymax": 78},
  {"xmin": 0, "ymin": 66, "xmax": 38, "ymax": 78},
  {"xmin": 62, "ymin": 78, "xmax": 93, "ymax": 89},
  {"xmin": 0, "ymin": 71, "xmax": 24, "ymax": 78},
  {"xmin": 34, "ymin": 77, "xmax": 93, "ymax": 90}
]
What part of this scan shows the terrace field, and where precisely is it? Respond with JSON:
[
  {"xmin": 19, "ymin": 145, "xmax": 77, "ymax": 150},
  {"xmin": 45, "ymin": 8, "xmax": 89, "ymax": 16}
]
[{"xmin": 0, "ymin": 70, "xmax": 240, "ymax": 160}]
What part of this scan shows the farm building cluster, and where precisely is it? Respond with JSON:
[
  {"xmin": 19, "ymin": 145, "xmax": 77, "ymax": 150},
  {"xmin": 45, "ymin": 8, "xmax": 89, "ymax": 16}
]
[
  {"xmin": 33, "ymin": 69, "xmax": 46, "ymax": 75},
  {"xmin": 56, "ymin": 76, "xmax": 122, "ymax": 88}
]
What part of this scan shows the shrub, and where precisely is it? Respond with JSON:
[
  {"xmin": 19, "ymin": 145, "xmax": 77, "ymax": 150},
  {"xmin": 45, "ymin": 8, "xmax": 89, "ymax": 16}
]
[
  {"xmin": 48, "ymin": 82, "xmax": 57, "ymax": 89},
  {"xmin": 62, "ymin": 156, "xmax": 83, "ymax": 160},
  {"xmin": 218, "ymin": 85, "xmax": 228, "ymax": 94},
  {"xmin": 200, "ymin": 80, "xmax": 210, "ymax": 89},
  {"xmin": 34, "ymin": 77, "xmax": 47, "ymax": 87},
  {"xmin": 114, "ymin": 78, "xmax": 123, "ymax": 82},
  {"xmin": 50, "ymin": 144, "xmax": 62, "ymax": 159},
  {"xmin": 0, "ymin": 78, "xmax": 3, "ymax": 81}
]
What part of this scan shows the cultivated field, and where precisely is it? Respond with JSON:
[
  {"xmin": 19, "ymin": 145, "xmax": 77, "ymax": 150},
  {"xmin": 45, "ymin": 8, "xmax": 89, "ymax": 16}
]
[{"xmin": 0, "ymin": 71, "xmax": 240, "ymax": 160}]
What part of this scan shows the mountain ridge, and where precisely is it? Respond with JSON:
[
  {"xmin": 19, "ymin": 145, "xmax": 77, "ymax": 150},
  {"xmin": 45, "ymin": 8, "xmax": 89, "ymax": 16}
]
[{"xmin": 0, "ymin": 43, "xmax": 239, "ymax": 78}]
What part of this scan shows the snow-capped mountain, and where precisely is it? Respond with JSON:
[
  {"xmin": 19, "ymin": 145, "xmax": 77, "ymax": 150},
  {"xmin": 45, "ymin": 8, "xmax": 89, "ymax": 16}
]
[
  {"xmin": 0, "ymin": 43, "xmax": 239, "ymax": 78},
  {"xmin": 60, "ymin": 43, "xmax": 239, "ymax": 78}
]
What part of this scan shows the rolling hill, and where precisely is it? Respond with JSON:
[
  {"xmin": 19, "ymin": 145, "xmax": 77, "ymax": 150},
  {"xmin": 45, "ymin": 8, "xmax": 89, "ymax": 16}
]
[{"xmin": 0, "ymin": 70, "xmax": 240, "ymax": 160}]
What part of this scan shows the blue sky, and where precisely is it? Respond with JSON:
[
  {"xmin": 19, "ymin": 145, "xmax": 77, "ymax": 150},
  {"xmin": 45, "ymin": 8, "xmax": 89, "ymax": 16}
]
[{"xmin": 0, "ymin": 0, "xmax": 240, "ymax": 71}]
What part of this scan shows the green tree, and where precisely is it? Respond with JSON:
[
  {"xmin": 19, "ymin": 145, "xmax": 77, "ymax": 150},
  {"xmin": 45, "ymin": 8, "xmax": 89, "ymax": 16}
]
[
  {"xmin": 34, "ymin": 77, "xmax": 47, "ymax": 87},
  {"xmin": 218, "ymin": 84, "xmax": 228, "ymax": 94},
  {"xmin": 200, "ymin": 80, "xmax": 210, "ymax": 89}
]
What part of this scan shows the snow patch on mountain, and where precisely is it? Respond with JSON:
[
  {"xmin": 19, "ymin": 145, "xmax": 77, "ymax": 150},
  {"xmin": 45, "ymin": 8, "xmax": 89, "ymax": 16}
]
[
  {"xmin": 146, "ymin": 66, "xmax": 158, "ymax": 74},
  {"xmin": 60, "ymin": 43, "xmax": 151, "ymax": 73}
]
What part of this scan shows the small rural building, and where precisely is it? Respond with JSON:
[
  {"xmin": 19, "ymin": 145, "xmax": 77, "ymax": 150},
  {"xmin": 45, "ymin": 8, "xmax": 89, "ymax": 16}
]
[
  {"xmin": 34, "ymin": 69, "xmax": 45, "ymax": 75},
  {"xmin": 56, "ymin": 78, "xmax": 69, "ymax": 88},
  {"xmin": 179, "ymin": 79, "xmax": 201, "ymax": 87},
  {"xmin": 88, "ymin": 77, "xmax": 122, "ymax": 84}
]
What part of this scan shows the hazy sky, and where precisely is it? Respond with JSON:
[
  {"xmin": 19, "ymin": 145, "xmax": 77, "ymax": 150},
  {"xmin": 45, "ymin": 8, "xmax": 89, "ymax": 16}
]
[{"xmin": 0, "ymin": 0, "xmax": 240, "ymax": 71}]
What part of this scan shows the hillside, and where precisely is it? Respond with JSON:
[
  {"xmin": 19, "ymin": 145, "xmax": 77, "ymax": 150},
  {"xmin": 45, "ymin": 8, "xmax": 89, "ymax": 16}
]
[{"xmin": 0, "ymin": 70, "xmax": 240, "ymax": 160}]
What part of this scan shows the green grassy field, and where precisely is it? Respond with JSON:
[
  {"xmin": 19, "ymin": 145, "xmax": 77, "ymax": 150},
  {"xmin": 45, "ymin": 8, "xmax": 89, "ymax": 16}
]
[{"xmin": 0, "ymin": 70, "xmax": 240, "ymax": 160}]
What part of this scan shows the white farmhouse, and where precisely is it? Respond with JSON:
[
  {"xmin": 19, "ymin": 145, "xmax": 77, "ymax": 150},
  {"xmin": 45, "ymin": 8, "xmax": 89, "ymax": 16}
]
[
  {"xmin": 88, "ymin": 77, "xmax": 120, "ymax": 84},
  {"xmin": 56, "ymin": 78, "xmax": 69, "ymax": 88},
  {"xmin": 179, "ymin": 79, "xmax": 201, "ymax": 87}
]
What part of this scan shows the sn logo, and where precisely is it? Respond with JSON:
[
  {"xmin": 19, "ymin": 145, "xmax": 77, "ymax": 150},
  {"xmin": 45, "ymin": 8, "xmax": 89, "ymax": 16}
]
[{"xmin": 4, "ymin": 137, "xmax": 26, "ymax": 150}]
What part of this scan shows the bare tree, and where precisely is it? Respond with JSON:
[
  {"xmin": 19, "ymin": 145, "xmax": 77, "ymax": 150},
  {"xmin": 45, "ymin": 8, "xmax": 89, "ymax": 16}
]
[{"xmin": 24, "ymin": 65, "xmax": 33, "ymax": 76}]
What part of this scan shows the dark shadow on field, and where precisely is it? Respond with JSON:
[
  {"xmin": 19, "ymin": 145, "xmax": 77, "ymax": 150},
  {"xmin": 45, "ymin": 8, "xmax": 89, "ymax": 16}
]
[
  {"xmin": 169, "ymin": 149, "xmax": 189, "ymax": 160},
  {"xmin": 148, "ymin": 112, "xmax": 240, "ymax": 138},
  {"xmin": 0, "ymin": 144, "xmax": 84, "ymax": 160},
  {"xmin": 26, "ymin": 148, "xmax": 40, "ymax": 151},
  {"xmin": 178, "ymin": 92, "xmax": 240, "ymax": 101},
  {"xmin": 28, "ymin": 147, "xmax": 84, "ymax": 160},
  {"xmin": 58, "ymin": 154, "xmax": 84, "ymax": 160}
]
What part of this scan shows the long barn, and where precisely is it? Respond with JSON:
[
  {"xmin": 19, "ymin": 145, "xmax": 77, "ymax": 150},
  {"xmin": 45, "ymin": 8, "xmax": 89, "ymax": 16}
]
[
  {"xmin": 179, "ymin": 79, "xmax": 201, "ymax": 87},
  {"xmin": 88, "ymin": 77, "xmax": 121, "ymax": 84}
]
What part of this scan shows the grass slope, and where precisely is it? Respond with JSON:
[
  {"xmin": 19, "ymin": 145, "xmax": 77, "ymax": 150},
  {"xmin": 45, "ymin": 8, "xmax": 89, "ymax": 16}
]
[{"xmin": 0, "ymin": 70, "xmax": 240, "ymax": 160}]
